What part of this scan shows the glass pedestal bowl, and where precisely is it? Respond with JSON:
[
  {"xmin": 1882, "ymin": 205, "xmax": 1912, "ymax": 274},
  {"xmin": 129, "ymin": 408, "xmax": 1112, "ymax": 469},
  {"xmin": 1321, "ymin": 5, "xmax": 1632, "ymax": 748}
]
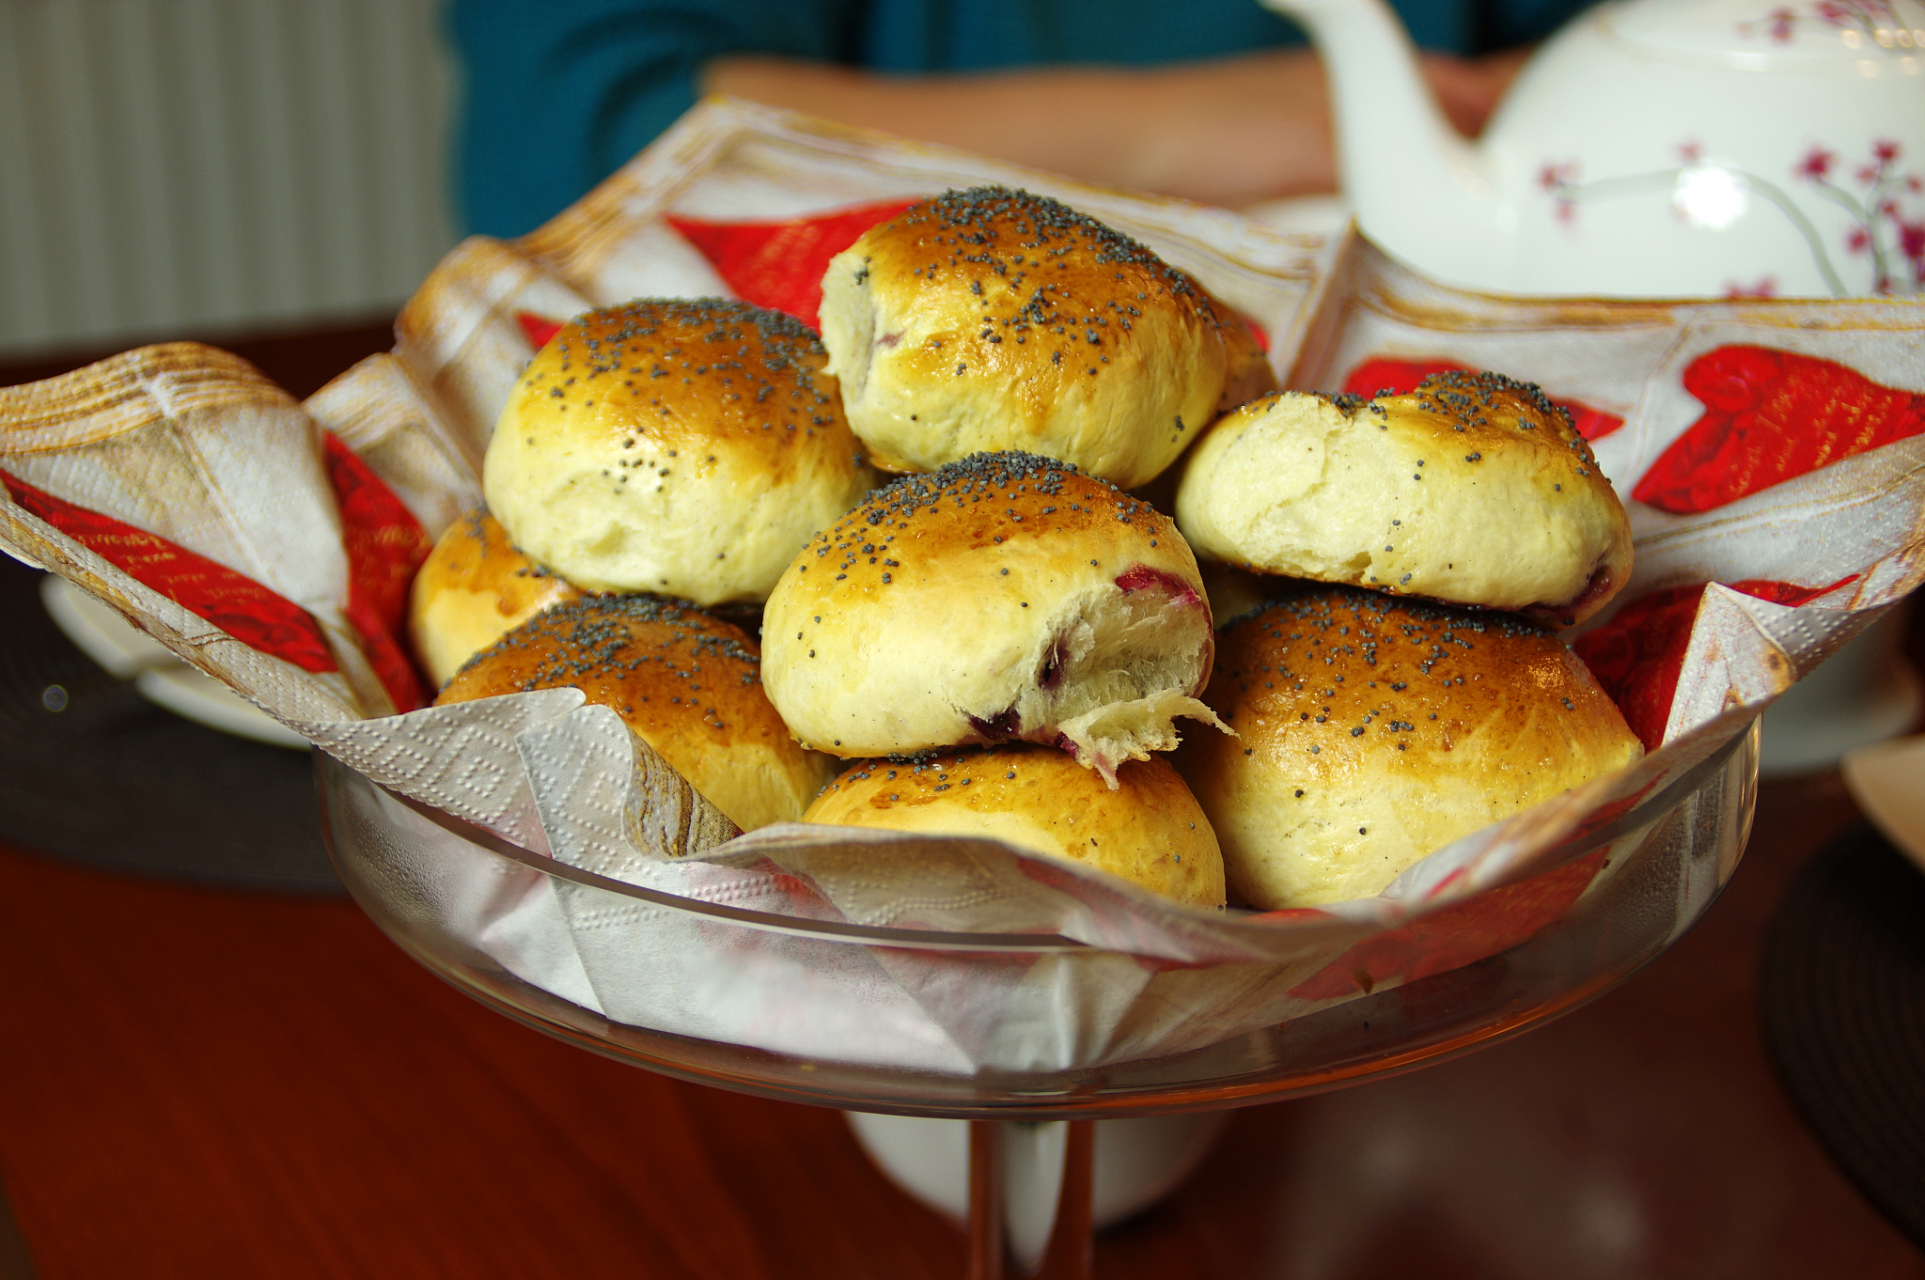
[{"xmin": 315, "ymin": 722, "xmax": 1757, "ymax": 1279}]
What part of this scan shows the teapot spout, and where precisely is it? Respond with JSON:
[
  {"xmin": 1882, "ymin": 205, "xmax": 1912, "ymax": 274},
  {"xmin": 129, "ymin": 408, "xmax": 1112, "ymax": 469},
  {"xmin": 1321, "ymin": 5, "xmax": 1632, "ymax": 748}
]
[{"xmin": 1262, "ymin": 0, "xmax": 1502, "ymax": 281}]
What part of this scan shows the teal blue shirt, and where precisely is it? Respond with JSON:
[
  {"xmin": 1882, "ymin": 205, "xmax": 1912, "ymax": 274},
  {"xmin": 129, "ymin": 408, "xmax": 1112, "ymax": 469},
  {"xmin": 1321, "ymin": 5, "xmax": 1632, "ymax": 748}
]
[{"xmin": 450, "ymin": 0, "xmax": 1589, "ymax": 237}]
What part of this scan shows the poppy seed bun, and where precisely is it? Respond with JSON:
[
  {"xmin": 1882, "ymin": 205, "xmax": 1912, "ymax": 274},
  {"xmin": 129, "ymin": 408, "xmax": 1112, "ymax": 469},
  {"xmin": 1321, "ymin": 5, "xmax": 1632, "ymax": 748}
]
[
  {"xmin": 761, "ymin": 452, "xmax": 1226, "ymax": 784},
  {"xmin": 1175, "ymin": 372, "xmax": 1633, "ymax": 627},
  {"xmin": 435, "ymin": 594, "xmax": 837, "ymax": 831},
  {"xmin": 484, "ymin": 298, "xmax": 877, "ymax": 606},
  {"xmin": 805, "ymin": 746, "xmax": 1225, "ymax": 908},
  {"xmin": 1216, "ymin": 299, "xmax": 1279, "ymax": 417},
  {"xmin": 818, "ymin": 186, "xmax": 1270, "ymax": 489},
  {"xmin": 408, "ymin": 510, "xmax": 583, "ymax": 688},
  {"xmin": 1176, "ymin": 586, "xmax": 1642, "ymax": 909}
]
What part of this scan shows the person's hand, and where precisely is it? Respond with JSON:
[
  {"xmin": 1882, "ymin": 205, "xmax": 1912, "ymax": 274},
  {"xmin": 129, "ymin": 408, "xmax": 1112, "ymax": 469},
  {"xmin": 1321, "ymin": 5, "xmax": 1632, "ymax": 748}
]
[{"xmin": 703, "ymin": 45, "xmax": 1529, "ymax": 209}]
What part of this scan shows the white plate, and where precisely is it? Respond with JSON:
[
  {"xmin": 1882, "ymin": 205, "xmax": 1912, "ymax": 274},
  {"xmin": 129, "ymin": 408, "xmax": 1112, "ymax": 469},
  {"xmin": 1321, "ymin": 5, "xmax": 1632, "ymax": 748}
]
[
  {"xmin": 40, "ymin": 575, "xmax": 309, "ymax": 750},
  {"xmin": 38, "ymin": 572, "xmax": 175, "ymax": 677},
  {"xmin": 1843, "ymin": 733, "xmax": 1925, "ymax": 874},
  {"xmin": 1757, "ymin": 604, "xmax": 1922, "ymax": 779}
]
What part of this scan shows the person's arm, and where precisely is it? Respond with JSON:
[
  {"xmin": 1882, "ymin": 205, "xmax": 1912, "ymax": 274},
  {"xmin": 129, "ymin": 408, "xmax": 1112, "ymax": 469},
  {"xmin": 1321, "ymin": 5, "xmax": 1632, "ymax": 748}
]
[
  {"xmin": 448, "ymin": 0, "xmax": 860, "ymax": 237},
  {"xmin": 704, "ymin": 48, "xmax": 1527, "ymax": 209},
  {"xmin": 448, "ymin": 0, "xmax": 1529, "ymax": 235}
]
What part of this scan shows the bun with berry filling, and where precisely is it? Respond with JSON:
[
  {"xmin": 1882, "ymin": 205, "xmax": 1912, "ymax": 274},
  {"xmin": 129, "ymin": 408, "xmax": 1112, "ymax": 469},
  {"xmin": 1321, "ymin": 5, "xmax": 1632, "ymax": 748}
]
[
  {"xmin": 1175, "ymin": 372, "xmax": 1631, "ymax": 627},
  {"xmin": 818, "ymin": 186, "xmax": 1273, "ymax": 490},
  {"xmin": 761, "ymin": 451, "xmax": 1226, "ymax": 784},
  {"xmin": 1176, "ymin": 585, "xmax": 1642, "ymax": 909}
]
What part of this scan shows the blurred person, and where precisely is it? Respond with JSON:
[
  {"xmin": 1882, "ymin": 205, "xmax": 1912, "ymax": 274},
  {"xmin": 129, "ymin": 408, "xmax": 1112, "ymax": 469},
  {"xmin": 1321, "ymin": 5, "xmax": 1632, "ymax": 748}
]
[{"xmin": 449, "ymin": 0, "xmax": 1587, "ymax": 237}]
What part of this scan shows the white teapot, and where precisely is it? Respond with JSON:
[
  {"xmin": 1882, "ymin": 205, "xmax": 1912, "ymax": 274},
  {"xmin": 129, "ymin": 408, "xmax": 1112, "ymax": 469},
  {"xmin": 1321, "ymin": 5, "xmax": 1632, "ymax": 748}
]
[{"xmin": 1263, "ymin": 0, "xmax": 1925, "ymax": 298}]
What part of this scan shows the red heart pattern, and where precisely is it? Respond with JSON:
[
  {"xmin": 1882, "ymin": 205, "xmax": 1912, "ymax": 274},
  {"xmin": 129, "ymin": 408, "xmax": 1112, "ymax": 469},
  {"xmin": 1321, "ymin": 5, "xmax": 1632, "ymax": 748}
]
[
  {"xmin": 2, "ymin": 470, "xmax": 339, "ymax": 677},
  {"xmin": 1633, "ymin": 345, "xmax": 1925, "ymax": 514},
  {"xmin": 666, "ymin": 199, "xmax": 918, "ymax": 331},
  {"xmin": 321, "ymin": 433, "xmax": 432, "ymax": 712},
  {"xmin": 1572, "ymin": 574, "xmax": 1859, "ymax": 751},
  {"xmin": 1340, "ymin": 357, "xmax": 1625, "ymax": 441}
]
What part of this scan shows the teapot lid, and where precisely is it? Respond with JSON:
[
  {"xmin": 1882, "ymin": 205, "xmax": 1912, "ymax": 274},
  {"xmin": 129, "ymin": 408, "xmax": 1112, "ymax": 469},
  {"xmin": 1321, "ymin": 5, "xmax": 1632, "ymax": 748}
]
[{"xmin": 1604, "ymin": 0, "xmax": 1925, "ymax": 65}]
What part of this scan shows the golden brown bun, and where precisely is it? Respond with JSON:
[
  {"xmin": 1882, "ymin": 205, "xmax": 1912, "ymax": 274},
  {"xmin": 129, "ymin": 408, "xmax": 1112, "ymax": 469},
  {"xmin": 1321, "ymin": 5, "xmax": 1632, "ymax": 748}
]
[
  {"xmin": 1176, "ymin": 585, "xmax": 1641, "ymax": 909},
  {"xmin": 435, "ymin": 594, "xmax": 836, "ymax": 831},
  {"xmin": 804, "ymin": 745, "xmax": 1225, "ymax": 908},
  {"xmin": 1215, "ymin": 306, "xmax": 1279, "ymax": 416},
  {"xmin": 408, "ymin": 510, "xmax": 583, "ymax": 688},
  {"xmin": 1175, "ymin": 372, "xmax": 1633, "ymax": 626},
  {"xmin": 483, "ymin": 299, "xmax": 877, "ymax": 606},
  {"xmin": 818, "ymin": 186, "xmax": 1256, "ymax": 489},
  {"xmin": 761, "ymin": 452, "xmax": 1224, "ymax": 783}
]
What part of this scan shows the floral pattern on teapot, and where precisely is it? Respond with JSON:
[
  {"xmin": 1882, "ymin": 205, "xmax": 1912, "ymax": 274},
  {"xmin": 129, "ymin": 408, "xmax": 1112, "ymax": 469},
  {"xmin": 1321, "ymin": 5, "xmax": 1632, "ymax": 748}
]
[
  {"xmin": 1266, "ymin": 0, "xmax": 1925, "ymax": 298},
  {"xmin": 1538, "ymin": 138, "xmax": 1924, "ymax": 297},
  {"xmin": 1738, "ymin": 1, "xmax": 1914, "ymax": 46}
]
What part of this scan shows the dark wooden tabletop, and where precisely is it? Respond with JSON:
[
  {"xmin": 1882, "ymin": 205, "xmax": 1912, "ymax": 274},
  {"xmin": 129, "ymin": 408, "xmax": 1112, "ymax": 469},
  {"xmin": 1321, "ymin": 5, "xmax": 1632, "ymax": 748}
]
[
  {"xmin": 3, "ymin": 328, "xmax": 1924, "ymax": 1279},
  {"xmin": 0, "ymin": 774, "xmax": 1920, "ymax": 1280}
]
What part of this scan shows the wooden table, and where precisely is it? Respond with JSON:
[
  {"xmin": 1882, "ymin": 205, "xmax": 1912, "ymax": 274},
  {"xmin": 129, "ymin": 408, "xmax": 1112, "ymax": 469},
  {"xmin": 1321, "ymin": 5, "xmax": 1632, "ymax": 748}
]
[
  {"xmin": 4, "ymin": 328, "xmax": 1924, "ymax": 1278},
  {"xmin": 0, "ymin": 772, "xmax": 1919, "ymax": 1280}
]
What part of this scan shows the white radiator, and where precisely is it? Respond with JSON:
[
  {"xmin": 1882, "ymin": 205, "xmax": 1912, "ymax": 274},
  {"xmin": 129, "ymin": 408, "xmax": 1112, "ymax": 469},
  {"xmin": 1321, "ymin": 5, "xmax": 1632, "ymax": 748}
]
[{"xmin": 0, "ymin": 0, "xmax": 454, "ymax": 355}]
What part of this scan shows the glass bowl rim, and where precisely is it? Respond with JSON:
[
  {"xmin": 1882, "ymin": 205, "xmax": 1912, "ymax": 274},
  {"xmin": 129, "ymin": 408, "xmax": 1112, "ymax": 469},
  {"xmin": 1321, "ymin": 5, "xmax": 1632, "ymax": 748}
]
[{"xmin": 315, "ymin": 721, "xmax": 1751, "ymax": 956}]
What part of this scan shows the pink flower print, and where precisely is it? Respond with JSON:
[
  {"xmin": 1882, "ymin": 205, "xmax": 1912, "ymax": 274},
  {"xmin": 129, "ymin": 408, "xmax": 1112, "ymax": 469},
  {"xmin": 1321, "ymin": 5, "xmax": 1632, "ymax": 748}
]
[
  {"xmin": 1743, "ymin": 2, "xmax": 1901, "ymax": 45},
  {"xmin": 1725, "ymin": 277, "xmax": 1779, "ymax": 298},
  {"xmin": 1537, "ymin": 159, "xmax": 1580, "ymax": 223},
  {"xmin": 1814, "ymin": 0, "xmax": 1893, "ymax": 22},
  {"xmin": 1678, "ymin": 141, "xmax": 1704, "ymax": 165},
  {"xmin": 1807, "ymin": 137, "xmax": 1925, "ymax": 293},
  {"xmin": 1797, "ymin": 147, "xmax": 1836, "ymax": 181},
  {"xmin": 1901, "ymin": 220, "xmax": 1925, "ymax": 265}
]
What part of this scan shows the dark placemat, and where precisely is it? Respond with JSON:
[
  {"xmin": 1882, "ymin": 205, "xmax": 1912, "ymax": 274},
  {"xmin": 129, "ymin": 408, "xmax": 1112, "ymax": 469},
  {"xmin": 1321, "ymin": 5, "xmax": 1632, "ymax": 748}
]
[
  {"xmin": 1760, "ymin": 820, "xmax": 1925, "ymax": 1247},
  {"xmin": 0, "ymin": 555, "xmax": 340, "ymax": 894}
]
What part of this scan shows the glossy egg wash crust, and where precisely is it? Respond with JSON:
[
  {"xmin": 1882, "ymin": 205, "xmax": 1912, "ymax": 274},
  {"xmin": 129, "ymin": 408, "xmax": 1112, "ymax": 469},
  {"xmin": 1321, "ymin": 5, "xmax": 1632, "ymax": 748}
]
[
  {"xmin": 484, "ymin": 298, "xmax": 877, "ymax": 606},
  {"xmin": 761, "ymin": 450, "xmax": 1229, "ymax": 785},
  {"xmin": 805, "ymin": 744, "xmax": 1227, "ymax": 908},
  {"xmin": 408, "ymin": 510, "xmax": 583, "ymax": 689},
  {"xmin": 434, "ymin": 593, "xmax": 837, "ymax": 833},
  {"xmin": 1176, "ymin": 585, "xmax": 1641, "ymax": 909},
  {"xmin": 819, "ymin": 186, "xmax": 1272, "ymax": 490},
  {"xmin": 1176, "ymin": 370, "xmax": 1633, "ymax": 627}
]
